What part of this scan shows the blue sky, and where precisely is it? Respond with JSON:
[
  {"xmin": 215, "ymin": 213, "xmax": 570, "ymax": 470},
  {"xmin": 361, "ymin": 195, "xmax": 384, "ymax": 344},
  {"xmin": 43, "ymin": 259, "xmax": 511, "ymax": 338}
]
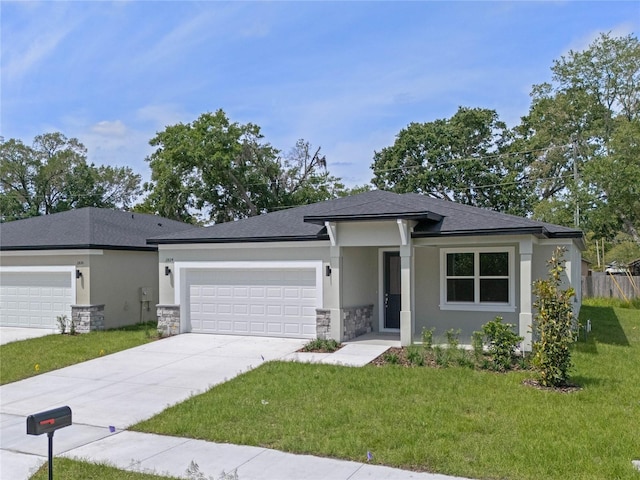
[{"xmin": 1, "ymin": 1, "xmax": 638, "ymax": 187}]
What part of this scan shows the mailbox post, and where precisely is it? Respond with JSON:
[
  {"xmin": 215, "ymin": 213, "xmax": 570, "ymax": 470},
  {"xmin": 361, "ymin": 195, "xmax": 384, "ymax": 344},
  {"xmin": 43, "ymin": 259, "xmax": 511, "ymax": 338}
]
[{"xmin": 27, "ymin": 406, "xmax": 72, "ymax": 480}]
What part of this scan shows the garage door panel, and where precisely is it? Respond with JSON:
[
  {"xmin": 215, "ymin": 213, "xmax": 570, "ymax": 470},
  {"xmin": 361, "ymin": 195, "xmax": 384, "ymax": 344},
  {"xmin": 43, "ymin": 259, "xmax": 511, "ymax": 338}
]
[
  {"xmin": 187, "ymin": 267, "xmax": 317, "ymax": 339},
  {"xmin": 0, "ymin": 271, "xmax": 72, "ymax": 328}
]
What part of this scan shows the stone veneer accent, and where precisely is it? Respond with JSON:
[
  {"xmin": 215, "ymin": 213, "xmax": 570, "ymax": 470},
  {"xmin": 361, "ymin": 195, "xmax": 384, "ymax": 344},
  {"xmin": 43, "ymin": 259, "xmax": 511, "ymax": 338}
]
[
  {"xmin": 342, "ymin": 304, "xmax": 374, "ymax": 341},
  {"xmin": 316, "ymin": 309, "xmax": 331, "ymax": 339},
  {"xmin": 71, "ymin": 304, "xmax": 105, "ymax": 333},
  {"xmin": 316, "ymin": 305, "xmax": 374, "ymax": 341},
  {"xmin": 157, "ymin": 304, "xmax": 180, "ymax": 337}
]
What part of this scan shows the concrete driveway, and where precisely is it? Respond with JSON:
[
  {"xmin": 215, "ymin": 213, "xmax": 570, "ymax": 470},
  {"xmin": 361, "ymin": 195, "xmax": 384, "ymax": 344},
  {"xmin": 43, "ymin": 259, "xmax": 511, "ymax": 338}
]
[
  {"xmin": 0, "ymin": 333, "xmax": 306, "ymax": 479},
  {"xmin": 0, "ymin": 327, "xmax": 58, "ymax": 345}
]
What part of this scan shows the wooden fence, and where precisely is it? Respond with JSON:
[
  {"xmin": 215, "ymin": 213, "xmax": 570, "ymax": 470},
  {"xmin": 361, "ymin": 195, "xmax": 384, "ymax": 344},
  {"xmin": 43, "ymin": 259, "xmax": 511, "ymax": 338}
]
[{"xmin": 582, "ymin": 275, "xmax": 640, "ymax": 300}]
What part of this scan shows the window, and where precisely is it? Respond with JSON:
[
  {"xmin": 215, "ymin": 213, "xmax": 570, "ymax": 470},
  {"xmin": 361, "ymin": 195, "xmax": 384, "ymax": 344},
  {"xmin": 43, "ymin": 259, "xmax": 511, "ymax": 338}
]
[{"xmin": 440, "ymin": 247, "xmax": 515, "ymax": 311}]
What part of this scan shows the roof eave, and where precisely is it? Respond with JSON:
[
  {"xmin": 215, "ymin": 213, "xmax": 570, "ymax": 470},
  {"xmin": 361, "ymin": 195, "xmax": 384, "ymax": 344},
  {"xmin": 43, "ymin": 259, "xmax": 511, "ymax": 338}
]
[
  {"xmin": 0, "ymin": 244, "xmax": 158, "ymax": 252},
  {"xmin": 148, "ymin": 234, "xmax": 330, "ymax": 245},
  {"xmin": 304, "ymin": 211, "xmax": 443, "ymax": 225}
]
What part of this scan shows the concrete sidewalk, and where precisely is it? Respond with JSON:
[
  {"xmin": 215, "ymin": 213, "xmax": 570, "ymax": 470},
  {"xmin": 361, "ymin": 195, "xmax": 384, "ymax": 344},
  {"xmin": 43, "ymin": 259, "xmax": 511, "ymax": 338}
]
[{"xmin": 1, "ymin": 333, "xmax": 471, "ymax": 480}]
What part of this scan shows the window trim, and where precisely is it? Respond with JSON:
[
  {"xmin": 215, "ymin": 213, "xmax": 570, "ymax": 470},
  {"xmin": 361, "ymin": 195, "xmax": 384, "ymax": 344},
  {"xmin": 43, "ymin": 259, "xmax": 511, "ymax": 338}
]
[{"xmin": 439, "ymin": 246, "xmax": 516, "ymax": 312}]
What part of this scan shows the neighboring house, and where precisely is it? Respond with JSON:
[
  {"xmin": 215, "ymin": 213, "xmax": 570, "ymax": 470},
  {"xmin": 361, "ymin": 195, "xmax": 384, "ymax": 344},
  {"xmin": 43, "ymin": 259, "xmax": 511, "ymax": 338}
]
[
  {"xmin": 0, "ymin": 208, "xmax": 195, "ymax": 332},
  {"xmin": 150, "ymin": 190, "xmax": 584, "ymax": 350}
]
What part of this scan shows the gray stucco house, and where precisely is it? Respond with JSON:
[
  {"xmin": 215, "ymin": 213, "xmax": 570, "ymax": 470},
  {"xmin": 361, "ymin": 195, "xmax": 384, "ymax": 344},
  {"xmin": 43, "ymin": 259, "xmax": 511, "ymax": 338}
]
[
  {"xmin": 150, "ymin": 190, "xmax": 584, "ymax": 349},
  {"xmin": 0, "ymin": 208, "xmax": 194, "ymax": 331}
]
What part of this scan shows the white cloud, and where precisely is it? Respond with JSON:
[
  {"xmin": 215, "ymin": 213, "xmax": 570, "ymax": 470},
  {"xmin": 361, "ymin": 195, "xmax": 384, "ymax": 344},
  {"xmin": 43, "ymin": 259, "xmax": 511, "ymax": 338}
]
[
  {"xmin": 91, "ymin": 120, "xmax": 127, "ymax": 137},
  {"xmin": 560, "ymin": 22, "xmax": 636, "ymax": 57},
  {"xmin": 136, "ymin": 104, "xmax": 191, "ymax": 131},
  {"xmin": 3, "ymin": 26, "xmax": 74, "ymax": 82}
]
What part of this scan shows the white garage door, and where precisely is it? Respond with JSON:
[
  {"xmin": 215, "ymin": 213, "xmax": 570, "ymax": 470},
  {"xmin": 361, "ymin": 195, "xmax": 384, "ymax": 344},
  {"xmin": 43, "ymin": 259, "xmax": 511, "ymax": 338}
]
[
  {"xmin": 187, "ymin": 268, "xmax": 318, "ymax": 338},
  {"xmin": 0, "ymin": 271, "xmax": 73, "ymax": 328}
]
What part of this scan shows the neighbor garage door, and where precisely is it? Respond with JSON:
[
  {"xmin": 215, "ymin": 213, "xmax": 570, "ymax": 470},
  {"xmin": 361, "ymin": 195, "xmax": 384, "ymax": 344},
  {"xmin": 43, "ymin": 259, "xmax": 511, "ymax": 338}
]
[
  {"xmin": 0, "ymin": 271, "xmax": 73, "ymax": 328},
  {"xmin": 187, "ymin": 268, "xmax": 318, "ymax": 338}
]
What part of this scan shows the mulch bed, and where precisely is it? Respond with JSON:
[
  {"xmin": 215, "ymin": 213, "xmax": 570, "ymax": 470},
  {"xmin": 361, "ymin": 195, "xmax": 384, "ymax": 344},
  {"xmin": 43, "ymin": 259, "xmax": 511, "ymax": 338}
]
[
  {"xmin": 521, "ymin": 379, "xmax": 582, "ymax": 393},
  {"xmin": 370, "ymin": 347, "xmax": 583, "ymax": 393}
]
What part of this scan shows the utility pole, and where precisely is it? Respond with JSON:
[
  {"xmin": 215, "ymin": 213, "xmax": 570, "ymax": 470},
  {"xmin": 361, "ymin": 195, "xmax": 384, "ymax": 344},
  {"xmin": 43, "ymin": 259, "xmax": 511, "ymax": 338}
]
[{"xmin": 572, "ymin": 138, "xmax": 580, "ymax": 228}]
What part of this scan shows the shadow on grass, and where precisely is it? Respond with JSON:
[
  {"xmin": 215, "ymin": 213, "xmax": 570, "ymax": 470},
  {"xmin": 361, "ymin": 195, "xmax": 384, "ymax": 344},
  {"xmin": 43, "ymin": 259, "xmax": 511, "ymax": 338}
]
[{"xmin": 579, "ymin": 305, "xmax": 629, "ymax": 347}]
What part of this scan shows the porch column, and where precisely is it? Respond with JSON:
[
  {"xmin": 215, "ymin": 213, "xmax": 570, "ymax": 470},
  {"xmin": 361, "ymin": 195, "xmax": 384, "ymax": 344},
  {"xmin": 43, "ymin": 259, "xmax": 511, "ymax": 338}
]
[
  {"xmin": 399, "ymin": 244, "xmax": 414, "ymax": 346},
  {"xmin": 328, "ymin": 245, "xmax": 343, "ymax": 341},
  {"xmin": 519, "ymin": 239, "xmax": 533, "ymax": 351}
]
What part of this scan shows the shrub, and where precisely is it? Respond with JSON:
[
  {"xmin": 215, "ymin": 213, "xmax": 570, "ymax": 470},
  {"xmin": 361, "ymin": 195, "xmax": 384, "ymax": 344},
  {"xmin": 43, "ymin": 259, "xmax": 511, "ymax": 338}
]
[
  {"xmin": 482, "ymin": 316, "xmax": 523, "ymax": 371},
  {"xmin": 421, "ymin": 327, "xmax": 435, "ymax": 350},
  {"xmin": 445, "ymin": 328, "xmax": 461, "ymax": 350},
  {"xmin": 407, "ymin": 345, "xmax": 425, "ymax": 366},
  {"xmin": 382, "ymin": 351, "xmax": 399, "ymax": 364},
  {"xmin": 57, "ymin": 315, "xmax": 68, "ymax": 334},
  {"xmin": 471, "ymin": 330, "xmax": 484, "ymax": 362},
  {"xmin": 531, "ymin": 247, "xmax": 576, "ymax": 387},
  {"xmin": 302, "ymin": 338, "xmax": 341, "ymax": 352}
]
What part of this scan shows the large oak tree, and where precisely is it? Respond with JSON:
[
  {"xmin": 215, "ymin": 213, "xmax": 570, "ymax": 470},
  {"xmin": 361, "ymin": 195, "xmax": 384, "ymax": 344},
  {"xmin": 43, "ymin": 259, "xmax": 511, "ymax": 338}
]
[
  {"xmin": 140, "ymin": 109, "xmax": 345, "ymax": 224},
  {"xmin": 0, "ymin": 133, "xmax": 141, "ymax": 222}
]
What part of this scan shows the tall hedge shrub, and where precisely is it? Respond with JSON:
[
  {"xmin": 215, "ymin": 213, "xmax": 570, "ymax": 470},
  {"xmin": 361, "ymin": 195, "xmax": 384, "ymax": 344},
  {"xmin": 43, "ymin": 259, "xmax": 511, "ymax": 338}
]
[{"xmin": 531, "ymin": 247, "xmax": 576, "ymax": 387}]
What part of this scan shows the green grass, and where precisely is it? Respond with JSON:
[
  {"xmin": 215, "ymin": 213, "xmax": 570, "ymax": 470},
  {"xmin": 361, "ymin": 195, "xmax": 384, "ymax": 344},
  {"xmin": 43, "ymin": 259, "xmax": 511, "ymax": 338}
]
[
  {"xmin": 30, "ymin": 458, "xmax": 180, "ymax": 480},
  {"xmin": 0, "ymin": 322, "xmax": 159, "ymax": 385},
  {"xmin": 132, "ymin": 300, "xmax": 640, "ymax": 480}
]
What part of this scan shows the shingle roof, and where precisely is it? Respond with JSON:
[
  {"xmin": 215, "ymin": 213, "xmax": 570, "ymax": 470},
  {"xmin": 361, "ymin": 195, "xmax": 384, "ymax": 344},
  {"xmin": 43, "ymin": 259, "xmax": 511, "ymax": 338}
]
[
  {"xmin": 149, "ymin": 190, "xmax": 583, "ymax": 244},
  {"xmin": 0, "ymin": 208, "xmax": 197, "ymax": 251}
]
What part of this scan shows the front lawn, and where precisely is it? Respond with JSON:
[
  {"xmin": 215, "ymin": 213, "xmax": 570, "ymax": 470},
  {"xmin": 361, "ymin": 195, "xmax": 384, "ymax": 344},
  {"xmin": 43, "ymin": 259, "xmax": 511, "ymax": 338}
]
[
  {"xmin": 0, "ymin": 322, "xmax": 159, "ymax": 385},
  {"xmin": 132, "ymin": 301, "xmax": 640, "ymax": 480}
]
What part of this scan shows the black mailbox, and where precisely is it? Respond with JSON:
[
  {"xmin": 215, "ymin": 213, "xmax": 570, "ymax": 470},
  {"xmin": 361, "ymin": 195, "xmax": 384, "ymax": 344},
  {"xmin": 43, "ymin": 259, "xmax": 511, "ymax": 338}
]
[{"xmin": 27, "ymin": 406, "xmax": 72, "ymax": 436}]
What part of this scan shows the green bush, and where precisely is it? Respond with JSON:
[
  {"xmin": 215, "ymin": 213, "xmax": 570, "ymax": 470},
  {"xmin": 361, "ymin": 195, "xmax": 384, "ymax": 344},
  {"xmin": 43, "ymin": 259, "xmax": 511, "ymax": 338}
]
[
  {"xmin": 481, "ymin": 317, "xmax": 523, "ymax": 371},
  {"xmin": 406, "ymin": 345, "xmax": 425, "ymax": 366},
  {"xmin": 302, "ymin": 338, "xmax": 341, "ymax": 352},
  {"xmin": 421, "ymin": 327, "xmax": 435, "ymax": 350},
  {"xmin": 532, "ymin": 247, "xmax": 576, "ymax": 387}
]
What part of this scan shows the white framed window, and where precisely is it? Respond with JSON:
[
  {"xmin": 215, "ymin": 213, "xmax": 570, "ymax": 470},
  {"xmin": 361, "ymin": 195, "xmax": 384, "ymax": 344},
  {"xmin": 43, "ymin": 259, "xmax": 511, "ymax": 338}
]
[{"xmin": 439, "ymin": 246, "xmax": 516, "ymax": 312}]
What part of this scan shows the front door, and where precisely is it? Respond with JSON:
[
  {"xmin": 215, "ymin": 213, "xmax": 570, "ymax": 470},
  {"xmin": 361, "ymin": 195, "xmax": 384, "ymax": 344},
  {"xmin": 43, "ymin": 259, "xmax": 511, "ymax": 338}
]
[{"xmin": 383, "ymin": 251, "xmax": 401, "ymax": 329}]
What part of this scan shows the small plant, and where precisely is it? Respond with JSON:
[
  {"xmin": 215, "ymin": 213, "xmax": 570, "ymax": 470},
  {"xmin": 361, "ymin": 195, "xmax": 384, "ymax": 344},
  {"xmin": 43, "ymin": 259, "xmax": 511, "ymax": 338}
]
[
  {"xmin": 421, "ymin": 327, "xmax": 435, "ymax": 350},
  {"xmin": 433, "ymin": 345, "xmax": 449, "ymax": 367},
  {"xmin": 301, "ymin": 338, "xmax": 341, "ymax": 352},
  {"xmin": 382, "ymin": 351, "xmax": 399, "ymax": 364},
  {"xmin": 482, "ymin": 316, "xmax": 523, "ymax": 371},
  {"xmin": 186, "ymin": 460, "xmax": 239, "ymax": 480},
  {"xmin": 445, "ymin": 328, "xmax": 461, "ymax": 350},
  {"xmin": 406, "ymin": 345, "xmax": 424, "ymax": 366},
  {"xmin": 531, "ymin": 247, "xmax": 576, "ymax": 387},
  {"xmin": 57, "ymin": 315, "xmax": 68, "ymax": 334},
  {"xmin": 471, "ymin": 330, "xmax": 484, "ymax": 361},
  {"xmin": 69, "ymin": 316, "xmax": 77, "ymax": 335}
]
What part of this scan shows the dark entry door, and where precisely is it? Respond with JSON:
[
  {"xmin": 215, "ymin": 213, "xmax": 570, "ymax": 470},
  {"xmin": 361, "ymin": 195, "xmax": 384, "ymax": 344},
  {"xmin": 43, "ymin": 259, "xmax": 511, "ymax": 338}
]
[{"xmin": 384, "ymin": 251, "xmax": 401, "ymax": 329}]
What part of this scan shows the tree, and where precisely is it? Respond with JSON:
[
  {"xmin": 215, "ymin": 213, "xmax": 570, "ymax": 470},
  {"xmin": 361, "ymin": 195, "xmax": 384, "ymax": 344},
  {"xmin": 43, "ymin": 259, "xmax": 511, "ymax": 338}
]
[
  {"xmin": 531, "ymin": 247, "xmax": 576, "ymax": 388},
  {"xmin": 140, "ymin": 109, "xmax": 345, "ymax": 224},
  {"xmin": 585, "ymin": 117, "xmax": 640, "ymax": 244},
  {"xmin": 513, "ymin": 33, "xmax": 639, "ymax": 240},
  {"xmin": 371, "ymin": 107, "xmax": 531, "ymax": 215},
  {"xmin": 0, "ymin": 133, "xmax": 141, "ymax": 221}
]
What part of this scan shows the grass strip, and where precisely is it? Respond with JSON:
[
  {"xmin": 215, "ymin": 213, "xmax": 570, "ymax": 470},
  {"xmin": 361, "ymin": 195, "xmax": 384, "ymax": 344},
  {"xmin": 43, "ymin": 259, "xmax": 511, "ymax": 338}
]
[
  {"xmin": 0, "ymin": 322, "xmax": 159, "ymax": 385},
  {"xmin": 30, "ymin": 458, "xmax": 180, "ymax": 480}
]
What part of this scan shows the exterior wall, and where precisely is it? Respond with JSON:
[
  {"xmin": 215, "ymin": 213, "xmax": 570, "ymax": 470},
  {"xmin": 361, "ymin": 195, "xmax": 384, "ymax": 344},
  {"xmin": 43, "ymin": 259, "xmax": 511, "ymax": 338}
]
[
  {"xmin": 0, "ymin": 250, "xmax": 94, "ymax": 304},
  {"xmin": 341, "ymin": 247, "xmax": 379, "ymax": 330},
  {"xmin": 412, "ymin": 241, "xmax": 520, "ymax": 344},
  {"xmin": 87, "ymin": 250, "xmax": 159, "ymax": 329},
  {"xmin": 533, "ymin": 240, "xmax": 583, "ymax": 319},
  {"xmin": 336, "ymin": 221, "xmax": 401, "ymax": 247}
]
